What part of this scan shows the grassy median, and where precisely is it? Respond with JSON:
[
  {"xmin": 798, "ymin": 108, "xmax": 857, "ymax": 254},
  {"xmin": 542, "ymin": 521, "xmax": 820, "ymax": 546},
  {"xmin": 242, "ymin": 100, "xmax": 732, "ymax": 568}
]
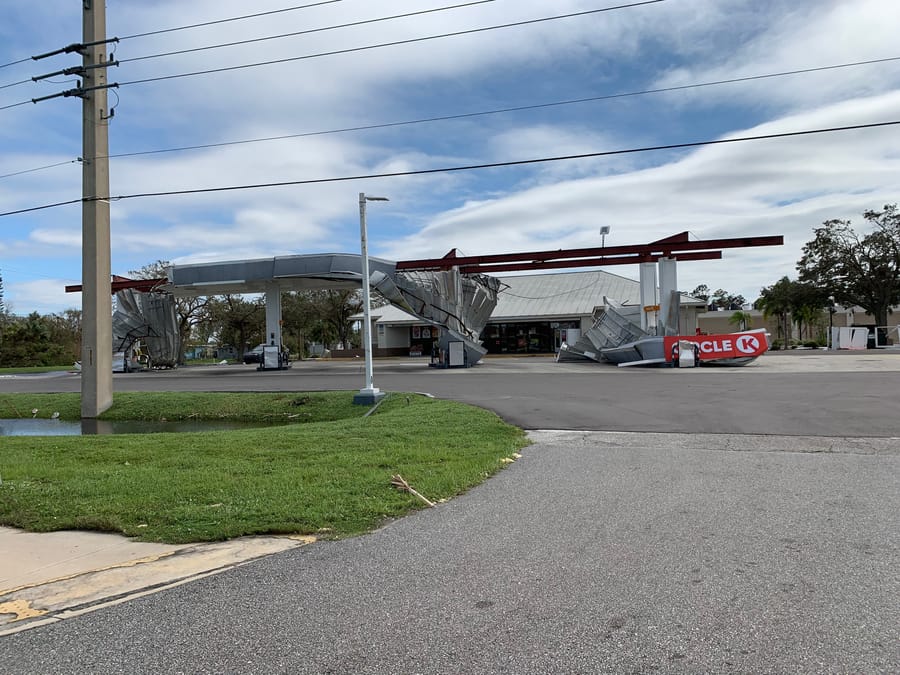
[{"xmin": 0, "ymin": 392, "xmax": 528, "ymax": 544}]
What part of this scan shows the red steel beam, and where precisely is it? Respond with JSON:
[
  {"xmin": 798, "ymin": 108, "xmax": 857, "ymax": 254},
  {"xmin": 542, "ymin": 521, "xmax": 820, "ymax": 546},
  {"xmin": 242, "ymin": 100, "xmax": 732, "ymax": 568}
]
[
  {"xmin": 66, "ymin": 277, "xmax": 168, "ymax": 294},
  {"xmin": 396, "ymin": 233, "xmax": 783, "ymax": 271},
  {"xmin": 460, "ymin": 251, "xmax": 722, "ymax": 274}
]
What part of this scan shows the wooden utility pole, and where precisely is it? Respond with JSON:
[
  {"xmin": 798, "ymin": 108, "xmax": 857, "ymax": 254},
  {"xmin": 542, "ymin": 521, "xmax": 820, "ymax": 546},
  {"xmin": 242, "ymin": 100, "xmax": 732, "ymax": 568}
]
[{"xmin": 81, "ymin": 0, "xmax": 113, "ymax": 417}]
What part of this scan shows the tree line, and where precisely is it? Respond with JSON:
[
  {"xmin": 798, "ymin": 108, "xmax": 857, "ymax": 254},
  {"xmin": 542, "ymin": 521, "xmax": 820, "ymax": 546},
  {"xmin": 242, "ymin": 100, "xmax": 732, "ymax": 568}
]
[
  {"xmin": 1, "ymin": 269, "xmax": 85, "ymax": 366},
  {"xmin": 0, "ymin": 262, "xmax": 365, "ymax": 367},
  {"xmin": 754, "ymin": 204, "xmax": 900, "ymax": 345}
]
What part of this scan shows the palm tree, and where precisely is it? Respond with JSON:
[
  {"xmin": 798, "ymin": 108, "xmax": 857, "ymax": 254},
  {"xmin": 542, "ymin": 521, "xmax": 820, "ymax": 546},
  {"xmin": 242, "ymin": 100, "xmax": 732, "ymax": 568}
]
[
  {"xmin": 791, "ymin": 283, "xmax": 829, "ymax": 343},
  {"xmin": 755, "ymin": 277, "xmax": 794, "ymax": 347},
  {"xmin": 728, "ymin": 310, "xmax": 753, "ymax": 331},
  {"xmin": 755, "ymin": 277, "xmax": 831, "ymax": 346}
]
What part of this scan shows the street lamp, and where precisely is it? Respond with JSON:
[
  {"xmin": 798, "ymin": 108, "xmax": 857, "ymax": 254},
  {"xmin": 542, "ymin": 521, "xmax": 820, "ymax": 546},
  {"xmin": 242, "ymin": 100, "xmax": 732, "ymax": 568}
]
[
  {"xmin": 353, "ymin": 192, "xmax": 389, "ymax": 405},
  {"xmin": 599, "ymin": 225, "xmax": 611, "ymax": 248}
]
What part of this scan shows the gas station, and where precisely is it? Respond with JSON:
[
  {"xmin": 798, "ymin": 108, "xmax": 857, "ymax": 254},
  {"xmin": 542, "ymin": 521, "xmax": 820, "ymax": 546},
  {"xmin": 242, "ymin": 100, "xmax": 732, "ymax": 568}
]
[{"xmin": 67, "ymin": 231, "xmax": 784, "ymax": 383}]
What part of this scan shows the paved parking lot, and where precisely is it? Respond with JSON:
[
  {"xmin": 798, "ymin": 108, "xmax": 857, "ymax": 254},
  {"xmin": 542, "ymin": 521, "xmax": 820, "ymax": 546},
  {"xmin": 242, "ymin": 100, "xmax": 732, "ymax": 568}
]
[{"xmin": 5, "ymin": 350, "xmax": 898, "ymax": 436}]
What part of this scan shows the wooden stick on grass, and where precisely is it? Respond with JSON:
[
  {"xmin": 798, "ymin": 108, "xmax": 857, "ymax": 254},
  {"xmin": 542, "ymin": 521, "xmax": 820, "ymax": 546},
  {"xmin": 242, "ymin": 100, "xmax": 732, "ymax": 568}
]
[{"xmin": 390, "ymin": 474, "xmax": 435, "ymax": 507}]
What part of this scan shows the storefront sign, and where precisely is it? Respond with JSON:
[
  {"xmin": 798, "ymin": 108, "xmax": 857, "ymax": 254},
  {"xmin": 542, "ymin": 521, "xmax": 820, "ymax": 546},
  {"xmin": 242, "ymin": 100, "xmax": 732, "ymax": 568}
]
[{"xmin": 663, "ymin": 333, "xmax": 768, "ymax": 361}]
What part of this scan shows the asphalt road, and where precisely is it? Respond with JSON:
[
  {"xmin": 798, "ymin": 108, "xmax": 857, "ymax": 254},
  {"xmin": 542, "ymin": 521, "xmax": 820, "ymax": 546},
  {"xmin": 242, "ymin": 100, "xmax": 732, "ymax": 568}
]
[
  {"xmin": 1, "ymin": 352, "xmax": 898, "ymax": 672},
  {"xmin": 4, "ymin": 351, "xmax": 900, "ymax": 436}
]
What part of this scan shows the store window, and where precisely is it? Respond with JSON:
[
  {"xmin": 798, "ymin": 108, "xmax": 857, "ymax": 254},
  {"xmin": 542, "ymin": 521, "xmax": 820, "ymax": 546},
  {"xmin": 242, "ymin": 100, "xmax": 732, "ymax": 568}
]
[{"xmin": 481, "ymin": 321, "xmax": 579, "ymax": 354}]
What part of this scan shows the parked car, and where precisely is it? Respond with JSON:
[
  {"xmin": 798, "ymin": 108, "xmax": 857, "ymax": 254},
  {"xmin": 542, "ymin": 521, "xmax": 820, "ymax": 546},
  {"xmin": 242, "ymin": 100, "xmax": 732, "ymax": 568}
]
[{"xmin": 242, "ymin": 344, "xmax": 266, "ymax": 364}]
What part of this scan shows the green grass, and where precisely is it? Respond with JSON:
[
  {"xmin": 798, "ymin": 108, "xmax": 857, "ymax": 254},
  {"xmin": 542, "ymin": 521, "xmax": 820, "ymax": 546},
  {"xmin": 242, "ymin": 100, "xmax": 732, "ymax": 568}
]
[{"xmin": 0, "ymin": 392, "xmax": 528, "ymax": 544}]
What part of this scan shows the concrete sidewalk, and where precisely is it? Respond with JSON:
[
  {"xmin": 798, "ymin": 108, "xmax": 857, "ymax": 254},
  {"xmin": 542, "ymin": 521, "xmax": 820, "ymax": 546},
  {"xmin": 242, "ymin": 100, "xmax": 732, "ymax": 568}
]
[
  {"xmin": 0, "ymin": 527, "xmax": 314, "ymax": 635},
  {"xmin": 0, "ymin": 527, "xmax": 187, "ymax": 591}
]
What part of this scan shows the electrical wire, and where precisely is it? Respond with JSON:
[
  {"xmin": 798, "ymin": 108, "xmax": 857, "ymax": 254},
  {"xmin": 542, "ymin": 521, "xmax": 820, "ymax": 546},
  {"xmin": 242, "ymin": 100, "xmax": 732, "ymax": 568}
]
[
  {"xmin": 113, "ymin": 55, "xmax": 900, "ymax": 156},
  {"xmin": 0, "ymin": 2, "xmax": 492, "ymax": 94},
  {"xmin": 0, "ymin": 71, "xmax": 81, "ymax": 91},
  {"xmin": 1, "ymin": 119, "xmax": 896, "ymax": 218},
  {"xmin": 121, "ymin": 1, "xmax": 500, "ymax": 64},
  {"xmin": 117, "ymin": 1, "xmax": 666, "ymax": 87},
  {"xmin": 0, "ymin": 197, "xmax": 82, "ymax": 217},
  {"xmin": 0, "ymin": 100, "xmax": 30, "ymax": 112},
  {"xmin": 0, "ymin": 56, "xmax": 31, "ymax": 71},
  {"xmin": 0, "ymin": 78, "xmax": 31, "ymax": 91},
  {"xmin": 0, "ymin": 0, "xmax": 660, "ymax": 106},
  {"xmin": 0, "ymin": 159, "xmax": 81, "ymax": 180},
  {"xmin": 0, "ymin": 1, "xmax": 346, "ymax": 84},
  {"xmin": 119, "ymin": 0, "xmax": 346, "ymax": 40},
  {"xmin": 4, "ymin": 54, "xmax": 894, "ymax": 178}
]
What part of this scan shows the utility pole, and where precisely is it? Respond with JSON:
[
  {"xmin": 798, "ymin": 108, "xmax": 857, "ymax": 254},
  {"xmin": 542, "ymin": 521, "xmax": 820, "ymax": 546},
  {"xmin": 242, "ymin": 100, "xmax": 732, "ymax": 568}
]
[{"xmin": 81, "ymin": 0, "xmax": 113, "ymax": 417}]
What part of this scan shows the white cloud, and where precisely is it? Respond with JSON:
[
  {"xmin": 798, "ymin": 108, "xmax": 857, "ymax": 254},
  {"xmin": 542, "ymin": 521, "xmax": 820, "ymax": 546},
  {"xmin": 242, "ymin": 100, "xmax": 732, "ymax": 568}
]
[
  {"xmin": 653, "ymin": 0, "xmax": 900, "ymax": 112},
  {"xmin": 380, "ymin": 90, "xmax": 900, "ymax": 302},
  {"xmin": 1, "ymin": 0, "xmax": 899, "ymax": 315},
  {"xmin": 7, "ymin": 279, "xmax": 80, "ymax": 315},
  {"xmin": 30, "ymin": 228, "xmax": 82, "ymax": 248}
]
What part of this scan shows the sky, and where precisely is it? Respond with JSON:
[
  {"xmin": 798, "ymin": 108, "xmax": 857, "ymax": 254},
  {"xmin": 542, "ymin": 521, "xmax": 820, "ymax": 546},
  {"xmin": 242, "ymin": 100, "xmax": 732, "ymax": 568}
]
[{"xmin": 1, "ymin": 0, "xmax": 898, "ymax": 315}]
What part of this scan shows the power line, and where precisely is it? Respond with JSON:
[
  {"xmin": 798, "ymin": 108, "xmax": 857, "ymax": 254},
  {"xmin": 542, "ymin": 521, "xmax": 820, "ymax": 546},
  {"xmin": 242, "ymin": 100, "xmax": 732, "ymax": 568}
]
[
  {"xmin": 0, "ymin": 77, "xmax": 31, "ymax": 91},
  {"xmin": 0, "ymin": 1, "xmax": 661, "ymax": 109},
  {"xmin": 1, "ymin": 67, "xmax": 83, "ymax": 92},
  {"xmin": 0, "ymin": 197, "xmax": 82, "ymax": 217},
  {"xmin": 1, "ymin": 119, "xmax": 896, "ymax": 218},
  {"xmin": 0, "ymin": 56, "xmax": 31, "ymax": 71},
  {"xmin": 0, "ymin": 2, "xmax": 494, "ymax": 95},
  {"xmin": 118, "ymin": 1, "xmax": 666, "ymax": 87},
  {"xmin": 0, "ymin": 1, "xmax": 345, "ymax": 84},
  {"xmin": 121, "ymin": 1, "xmax": 500, "ymax": 64},
  {"xmin": 0, "ymin": 159, "xmax": 81, "ymax": 180},
  {"xmin": 4, "ymin": 54, "xmax": 895, "ymax": 178},
  {"xmin": 0, "ymin": 100, "xmax": 30, "ymax": 112},
  {"xmin": 119, "ymin": 0, "xmax": 346, "ymax": 41},
  {"xmin": 112, "ymin": 55, "xmax": 900, "ymax": 156}
]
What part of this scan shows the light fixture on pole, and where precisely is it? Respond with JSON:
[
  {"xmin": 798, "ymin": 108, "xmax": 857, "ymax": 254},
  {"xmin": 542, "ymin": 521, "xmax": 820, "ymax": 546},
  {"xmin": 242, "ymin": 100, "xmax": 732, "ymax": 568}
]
[
  {"xmin": 353, "ymin": 192, "xmax": 389, "ymax": 405},
  {"xmin": 599, "ymin": 225, "xmax": 611, "ymax": 248}
]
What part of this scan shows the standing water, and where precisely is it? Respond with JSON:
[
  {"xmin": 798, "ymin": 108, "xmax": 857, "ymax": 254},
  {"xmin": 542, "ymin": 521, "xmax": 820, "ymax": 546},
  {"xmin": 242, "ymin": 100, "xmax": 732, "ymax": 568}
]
[{"xmin": 0, "ymin": 418, "xmax": 278, "ymax": 436}]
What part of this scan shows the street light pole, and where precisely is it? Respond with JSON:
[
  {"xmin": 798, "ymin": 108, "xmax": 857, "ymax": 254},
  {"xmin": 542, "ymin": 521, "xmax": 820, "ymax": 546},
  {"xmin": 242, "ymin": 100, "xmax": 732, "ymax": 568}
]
[{"xmin": 354, "ymin": 192, "xmax": 389, "ymax": 405}]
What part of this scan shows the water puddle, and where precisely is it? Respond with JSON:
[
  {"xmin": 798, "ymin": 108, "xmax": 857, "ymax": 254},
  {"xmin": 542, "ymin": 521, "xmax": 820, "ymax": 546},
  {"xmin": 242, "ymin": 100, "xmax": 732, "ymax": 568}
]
[{"xmin": 0, "ymin": 418, "xmax": 280, "ymax": 436}]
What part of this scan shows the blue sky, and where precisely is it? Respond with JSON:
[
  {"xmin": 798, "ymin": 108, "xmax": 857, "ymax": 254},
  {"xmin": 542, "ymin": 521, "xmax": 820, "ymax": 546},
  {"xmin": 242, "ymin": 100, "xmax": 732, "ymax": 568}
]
[{"xmin": 1, "ymin": 0, "xmax": 899, "ymax": 315}]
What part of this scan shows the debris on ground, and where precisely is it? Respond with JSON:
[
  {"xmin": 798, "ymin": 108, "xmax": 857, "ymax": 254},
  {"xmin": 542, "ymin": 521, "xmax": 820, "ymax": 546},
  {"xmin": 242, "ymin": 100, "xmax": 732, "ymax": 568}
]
[{"xmin": 390, "ymin": 474, "xmax": 435, "ymax": 507}]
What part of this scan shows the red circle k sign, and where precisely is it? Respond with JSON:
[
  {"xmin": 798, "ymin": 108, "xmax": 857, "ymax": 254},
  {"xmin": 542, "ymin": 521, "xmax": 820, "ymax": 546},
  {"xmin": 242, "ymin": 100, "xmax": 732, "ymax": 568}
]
[
  {"xmin": 664, "ymin": 332, "xmax": 769, "ymax": 361},
  {"xmin": 735, "ymin": 334, "xmax": 762, "ymax": 355}
]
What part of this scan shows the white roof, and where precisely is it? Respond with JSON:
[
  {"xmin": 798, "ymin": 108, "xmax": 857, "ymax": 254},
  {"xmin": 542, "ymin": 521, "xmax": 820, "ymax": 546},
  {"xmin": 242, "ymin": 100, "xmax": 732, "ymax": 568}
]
[
  {"xmin": 364, "ymin": 303, "xmax": 425, "ymax": 324},
  {"xmin": 491, "ymin": 270, "xmax": 641, "ymax": 320},
  {"xmin": 356, "ymin": 270, "xmax": 703, "ymax": 324}
]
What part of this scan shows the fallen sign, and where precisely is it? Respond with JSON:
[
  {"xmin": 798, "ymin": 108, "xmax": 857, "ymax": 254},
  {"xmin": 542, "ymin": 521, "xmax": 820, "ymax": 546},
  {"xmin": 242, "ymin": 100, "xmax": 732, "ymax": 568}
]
[{"xmin": 663, "ymin": 330, "xmax": 769, "ymax": 362}]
